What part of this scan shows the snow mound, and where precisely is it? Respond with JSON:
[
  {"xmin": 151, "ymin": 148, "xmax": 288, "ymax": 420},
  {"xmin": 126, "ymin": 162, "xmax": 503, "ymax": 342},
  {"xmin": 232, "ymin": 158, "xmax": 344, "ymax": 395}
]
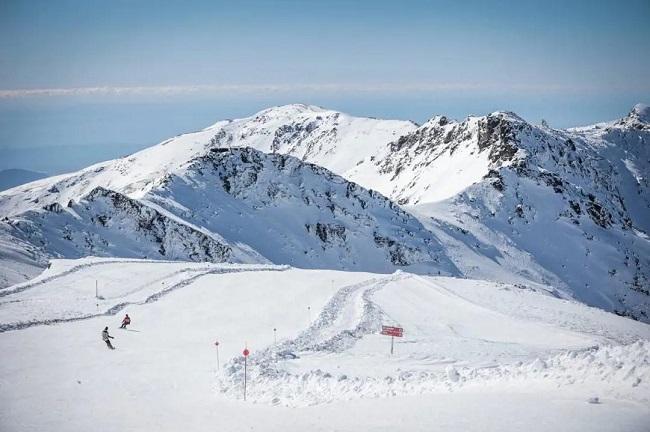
[{"xmin": 218, "ymin": 342, "xmax": 650, "ymax": 407}]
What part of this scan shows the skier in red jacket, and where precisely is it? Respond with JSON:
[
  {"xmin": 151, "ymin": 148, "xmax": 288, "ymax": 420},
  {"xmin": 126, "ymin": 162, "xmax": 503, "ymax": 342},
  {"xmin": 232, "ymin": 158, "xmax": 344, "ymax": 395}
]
[{"xmin": 120, "ymin": 314, "xmax": 131, "ymax": 329}]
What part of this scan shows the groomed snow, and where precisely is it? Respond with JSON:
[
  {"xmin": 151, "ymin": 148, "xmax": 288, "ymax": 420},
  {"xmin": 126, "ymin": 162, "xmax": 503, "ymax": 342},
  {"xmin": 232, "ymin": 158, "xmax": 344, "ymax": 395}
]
[{"xmin": 0, "ymin": 258, "xmax": 648, "ymax": 431}]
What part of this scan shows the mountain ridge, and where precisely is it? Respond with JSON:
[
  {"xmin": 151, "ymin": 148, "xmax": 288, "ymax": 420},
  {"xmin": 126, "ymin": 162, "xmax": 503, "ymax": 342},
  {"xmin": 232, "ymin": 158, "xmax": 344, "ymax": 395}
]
[
  {"xmin": 0, "ymin": 103, "xmax": 648, "ymax": 320},
  {"xmin": 0, "ymin": 146, "xmax": 457, "ymax": 288}
]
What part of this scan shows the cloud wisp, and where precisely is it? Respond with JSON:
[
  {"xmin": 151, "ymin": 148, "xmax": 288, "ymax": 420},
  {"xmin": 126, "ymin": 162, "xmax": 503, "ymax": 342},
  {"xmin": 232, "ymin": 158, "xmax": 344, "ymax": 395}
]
[{"xmin": 1, "ymin": 82, "xmax": 639, "ymax": 99}]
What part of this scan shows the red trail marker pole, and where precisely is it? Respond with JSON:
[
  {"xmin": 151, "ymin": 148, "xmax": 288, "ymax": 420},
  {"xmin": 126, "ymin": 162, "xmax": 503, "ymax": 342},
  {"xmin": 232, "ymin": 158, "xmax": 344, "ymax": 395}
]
[
  {"xmin": 243, "ymin": 346, "xmax": 250, "ymax": 401},
  {"xmin": 214, "ymin": 340, "xmax": 220, "ymax": 370}
]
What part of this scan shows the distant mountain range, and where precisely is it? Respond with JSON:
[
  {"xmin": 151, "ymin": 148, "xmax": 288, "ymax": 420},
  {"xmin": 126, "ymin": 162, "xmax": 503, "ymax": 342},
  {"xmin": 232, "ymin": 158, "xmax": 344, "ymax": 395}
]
[{"xmin": 0, "ymin": 103, "xmax": 648, "ymax": 320}]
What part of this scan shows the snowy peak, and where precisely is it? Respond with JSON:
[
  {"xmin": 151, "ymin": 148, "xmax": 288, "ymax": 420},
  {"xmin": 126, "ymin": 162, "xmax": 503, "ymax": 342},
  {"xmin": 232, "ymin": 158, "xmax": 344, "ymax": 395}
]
[
  {"xmin": 630, "ymin": 103, "xmax": 650, "ymax": 122},
  {"xmin": 206, "ymin": 104, "xmax": 416, "ymax": 176},
  {"xmin": 596, "ymin": 103, "xmax": 650, "ymax": 131},
  {"xmin": 349, "ymin": 111, "xmax": 532, "ymax": 205},
  {"xmin": 622, "ymin": 103, "xmax": 650, "ymax": 128},
  {"xmin": 255, "ymin": 103, "xmax": 327, "ymax": 117},
  {"xmin": 358, "ymin": 105, "xmax": 649, "ymax": 205},
  {"xmin": 487, "ymin": 110, "xmax": 528, "ymax": 124},
  {"xmin": 477, "ymin": 111, "xmax": 530, "ymax": 164}
]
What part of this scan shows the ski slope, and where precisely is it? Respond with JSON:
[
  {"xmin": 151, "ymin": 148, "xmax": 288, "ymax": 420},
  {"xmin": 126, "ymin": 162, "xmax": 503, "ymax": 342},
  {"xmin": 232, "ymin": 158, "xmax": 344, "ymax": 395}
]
[
  {"xmin": 0, "ymin": 258, "xmax": 648, "ymax": 431},
  {"xmin": 0, "ymin": 258, "xmax": 286, "ymax": 330}
]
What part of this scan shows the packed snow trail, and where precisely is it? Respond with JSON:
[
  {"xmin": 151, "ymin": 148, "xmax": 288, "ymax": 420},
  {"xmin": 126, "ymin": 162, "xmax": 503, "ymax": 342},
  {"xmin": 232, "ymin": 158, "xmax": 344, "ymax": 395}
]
[
  {"xmin": 0, "ymin": 258, "xmax": 289, "ymax": 332},
  {"xmin": 0, "ymin": 257, "xmax": 180, "ymax": 297},
  {"xmin": 218, "ymin": 272, "xmax": 407, "ymax": 398}
]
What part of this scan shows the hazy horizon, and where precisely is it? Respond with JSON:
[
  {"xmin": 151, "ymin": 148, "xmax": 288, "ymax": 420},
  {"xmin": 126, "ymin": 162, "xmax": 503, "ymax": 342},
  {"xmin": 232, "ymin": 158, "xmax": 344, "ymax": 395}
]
[{"xmin": 1, "ymin": 0, "xmax": 649, "ymax": 174}]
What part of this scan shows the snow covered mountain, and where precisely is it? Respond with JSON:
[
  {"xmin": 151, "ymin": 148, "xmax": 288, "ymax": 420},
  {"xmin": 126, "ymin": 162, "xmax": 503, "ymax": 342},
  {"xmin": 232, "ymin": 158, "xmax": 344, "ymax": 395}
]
[
  {"xmin": 0, "ymin": 103, "xmax": 648, "ymax": 320},
  {"xmin": 0, "ymin": 104, "xmax": 414, "ymax": 219},
  {"xmin": 0, "ymin": 143, "xmax": 455, "ymax": 287},
  {"xmin": 368, "ymin": 105, "xmax": 650, "ymax": 320},
  {"xmin": 203, "ymin": 103, "xmax": 650, "ymax": 320},
  {"xmin": 0, "ymin": 186, "xmax": 243, "ymax": 282}
]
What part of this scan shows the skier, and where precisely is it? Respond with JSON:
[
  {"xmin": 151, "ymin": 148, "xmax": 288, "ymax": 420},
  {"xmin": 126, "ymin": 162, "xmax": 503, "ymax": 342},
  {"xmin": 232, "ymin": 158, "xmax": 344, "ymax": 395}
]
[
  {"xmin": 120, "ymin": 314, "xmax": 131, "ymax": 329},
  {"xmin": 102, "ymin": 326, "xmax": 115, "ymax": 349}
]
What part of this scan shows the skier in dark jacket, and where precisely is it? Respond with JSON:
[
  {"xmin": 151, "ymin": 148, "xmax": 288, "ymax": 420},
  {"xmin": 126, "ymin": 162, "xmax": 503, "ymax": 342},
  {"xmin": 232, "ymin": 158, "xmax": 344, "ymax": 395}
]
[
  {"xmin": 102, "ymin": 327, "xmax": 115, "ymax": 349},
  {"xmin": 120, "ymin": 314, "xmax": 131, "ymax": 329}
]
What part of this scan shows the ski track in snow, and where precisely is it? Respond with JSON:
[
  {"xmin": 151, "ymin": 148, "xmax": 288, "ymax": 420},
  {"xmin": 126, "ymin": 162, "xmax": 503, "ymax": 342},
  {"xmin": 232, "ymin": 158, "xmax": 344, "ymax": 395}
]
[
  {"xmin": 217, "ymin": 272, "xmax": 407, "ymax": 403},
  {"xmin": 0, "ymin": 258, "xmax": 186, "ymax": 298},
  {"xmin": 0, "ymin": 262, "xmax": 289, "ymax": 333},
  {"xmin": 216, "ymin": 271, "xmax": 650, "ymax": 407}
]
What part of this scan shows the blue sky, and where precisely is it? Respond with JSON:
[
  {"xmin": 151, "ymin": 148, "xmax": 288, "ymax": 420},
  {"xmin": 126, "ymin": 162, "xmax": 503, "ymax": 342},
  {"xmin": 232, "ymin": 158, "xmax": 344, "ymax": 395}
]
[{"xmin": 0, "ymin": 0, "xmax": 649, "ymax": 173}]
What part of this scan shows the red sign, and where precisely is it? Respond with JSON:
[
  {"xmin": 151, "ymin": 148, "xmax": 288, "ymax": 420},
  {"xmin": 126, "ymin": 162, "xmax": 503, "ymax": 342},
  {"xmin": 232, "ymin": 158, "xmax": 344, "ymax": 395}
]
[
  {"xmin": 243, "ymin": 348, "xmax": 250, "ymax": 357},
  {"xmin": 381, "ymin": 325, "xmax": 403, "ymax": 337}
]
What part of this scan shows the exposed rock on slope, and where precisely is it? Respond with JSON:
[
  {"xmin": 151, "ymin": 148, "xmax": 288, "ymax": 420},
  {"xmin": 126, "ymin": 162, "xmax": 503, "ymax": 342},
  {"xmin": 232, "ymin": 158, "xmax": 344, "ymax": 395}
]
[
  {"xmin": 144, "ymin": 147, "xmax": 456, "ymax": 274},
  {"xmin": 0, "ymin": 146, "xmax": 456, "ymax": 286},
  {"xmin": 385, "ymin": 107, "xmax": 650, "ymax": 320},
  {"xmin": 0, "ymin": 187, "xmax": 241, "ymax": 274}
]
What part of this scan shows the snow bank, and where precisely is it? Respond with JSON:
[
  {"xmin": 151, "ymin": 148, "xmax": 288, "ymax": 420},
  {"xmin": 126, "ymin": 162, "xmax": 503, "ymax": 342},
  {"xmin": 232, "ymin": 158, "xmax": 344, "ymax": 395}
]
[{"xmin": 217, "ymin": 342, "xmax": 649, "ymax": 407}]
